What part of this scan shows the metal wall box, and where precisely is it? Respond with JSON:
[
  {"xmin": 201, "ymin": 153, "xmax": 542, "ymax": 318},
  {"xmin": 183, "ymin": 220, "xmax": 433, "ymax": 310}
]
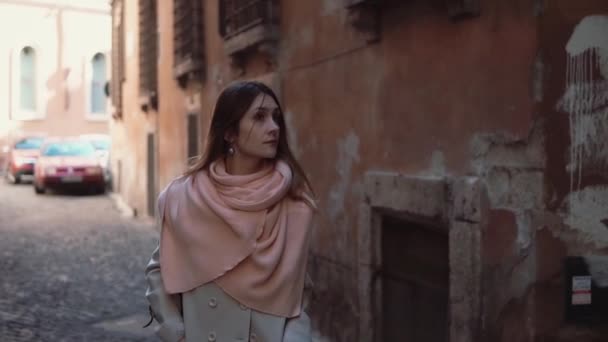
[{"xmin": 564, "ymin": 256, "xmax": 608, "ymax": 324}]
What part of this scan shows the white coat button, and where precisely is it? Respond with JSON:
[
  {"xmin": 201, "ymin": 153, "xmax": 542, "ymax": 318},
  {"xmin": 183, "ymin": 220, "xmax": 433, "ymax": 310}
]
[
  {"xmin": 208, "ymin": 297, "xmax": 217, "ymax": 308},
  {"xmin": 250, "ymin": 332, "xmax": 257, "ymax": 341},
  {"xmin": 208, "ymin": 331, "xmax": 217, "ymax": 341}
]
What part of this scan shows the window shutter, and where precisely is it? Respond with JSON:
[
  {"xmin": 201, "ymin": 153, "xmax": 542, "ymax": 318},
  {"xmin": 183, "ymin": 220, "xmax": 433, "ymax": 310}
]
[
  {"xmin": 139, "ymin": 0, "xmax": 158, "ymax": 111},
  {"xmin": 174, "ymin": 0, "xmax": 205, "ymax": 87}
]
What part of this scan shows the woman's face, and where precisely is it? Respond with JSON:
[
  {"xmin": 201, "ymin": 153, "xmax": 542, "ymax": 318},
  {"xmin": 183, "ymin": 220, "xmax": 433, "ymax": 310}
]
[{"xmin": 231, "ymin": 93, "xmax": 280, "ymax": 160}]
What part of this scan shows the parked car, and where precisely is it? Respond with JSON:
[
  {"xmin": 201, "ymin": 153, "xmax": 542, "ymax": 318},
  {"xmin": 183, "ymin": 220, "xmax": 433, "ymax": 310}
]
[
  {"xmin": 33, "ymin": 138, "xmax": 105, "ymax": 194},
  {"xmin": 5, "ymin": 136, "xmax": 45, "ymax": 184},
  {"xmin": 79, "ymin": 134, "xmax": 112, "ymax": 188}
]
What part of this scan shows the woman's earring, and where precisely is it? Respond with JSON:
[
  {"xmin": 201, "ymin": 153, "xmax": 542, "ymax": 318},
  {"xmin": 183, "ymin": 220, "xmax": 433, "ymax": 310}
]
[{"xmin": 228, "ymin": 145, "xmax": 235, "ymax": 156}]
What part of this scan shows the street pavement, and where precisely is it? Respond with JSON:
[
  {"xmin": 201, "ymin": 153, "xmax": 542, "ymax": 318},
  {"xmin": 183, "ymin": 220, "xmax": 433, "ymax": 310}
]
[{"xmin": 0, "ymin": 180, "xmax": 161, "ymax": 341}]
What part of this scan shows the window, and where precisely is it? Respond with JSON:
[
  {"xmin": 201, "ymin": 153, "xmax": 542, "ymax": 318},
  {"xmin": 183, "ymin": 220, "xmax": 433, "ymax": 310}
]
[
  {"xmin": 219, "ymin": 0, "xmax": 279, "ymax": 57},
  {"xmin": 139, "ymin": 0, "xmax": 158, "ymax": 110},
  {"xmin": 111, "ymin": 0, "xmax": 125, "ymax": 119},
  {"xmin": 19, "ymin": 47, "xmax": 37, "ymax": 111},
  {"xmin": 173, "ymin": 0, "xmax": 204, "ymax": 87},
  {"xmin": 91, "ymin": 53, "xmax": 107, "ymax": 114}
]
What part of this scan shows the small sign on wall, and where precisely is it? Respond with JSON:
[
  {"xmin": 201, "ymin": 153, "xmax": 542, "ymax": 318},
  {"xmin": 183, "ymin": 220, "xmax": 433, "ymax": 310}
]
[
  {"xmin": 564, "ymin": 256, "xmax": 608, "ymax": 324},
  {"xmin": 572, "ymin": 276, "xmax": 592, "ymax": 305}
]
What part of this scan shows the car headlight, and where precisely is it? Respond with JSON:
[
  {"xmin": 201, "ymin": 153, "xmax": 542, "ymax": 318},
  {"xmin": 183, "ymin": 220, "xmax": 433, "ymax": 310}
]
[
  {"xmin": 46, "ymin": 167, "xmax": 57, "ymax": 175},
  {"xmin": 85, "ymin": 167, "xmax": 101, "ymax": 175}
]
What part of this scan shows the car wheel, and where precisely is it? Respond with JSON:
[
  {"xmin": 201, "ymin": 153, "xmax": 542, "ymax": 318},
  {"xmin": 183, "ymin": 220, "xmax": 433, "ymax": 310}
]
[{"xmin": 34, "ymin": 183, "xmax": 45, "ymax": 194}]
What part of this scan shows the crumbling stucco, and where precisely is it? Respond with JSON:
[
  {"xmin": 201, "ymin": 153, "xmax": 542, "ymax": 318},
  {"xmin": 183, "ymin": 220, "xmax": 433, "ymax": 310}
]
[
  {"xmin": 423, "ymin": 150, "xmax": 447, "ymax": 177},
  {"xmin": 328, "ymin": 131, "xmax": 360, "ymax": 221},
  {"xmin": 470, "ymin": 123, "xmax": 545, "ymax": 173},
  {"xmin": 584, "ymin": 255, "xmax": 608, "ymax": 287},
  {"xmin": 561, "ymin": 186, "xmax": 608, "ymax": 248}
]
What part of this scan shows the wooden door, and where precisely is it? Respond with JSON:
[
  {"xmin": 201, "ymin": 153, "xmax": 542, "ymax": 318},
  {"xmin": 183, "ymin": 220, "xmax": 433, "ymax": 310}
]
[{"xmin": 381, "ymin": 216, "xmax": 449, "ymax": 342}]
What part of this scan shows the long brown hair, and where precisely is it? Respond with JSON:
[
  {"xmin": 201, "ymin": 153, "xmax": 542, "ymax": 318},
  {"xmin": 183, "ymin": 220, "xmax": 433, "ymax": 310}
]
[{"xmin": 184, "ymin": 81, "xmax": 315, "ymax": 204}]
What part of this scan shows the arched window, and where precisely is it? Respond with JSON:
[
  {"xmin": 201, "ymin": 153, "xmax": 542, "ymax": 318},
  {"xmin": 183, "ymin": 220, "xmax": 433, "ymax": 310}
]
[
  {"xmin": 91, "ymin": 53, "xmax": 107, "ymax": 114},
  {"xmin": 20, "ymin": 46, "xmax": 37, "ymax": 111}
]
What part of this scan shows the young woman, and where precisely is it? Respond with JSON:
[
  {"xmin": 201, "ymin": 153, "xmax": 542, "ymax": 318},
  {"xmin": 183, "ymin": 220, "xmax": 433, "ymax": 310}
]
[{"xmin": 145, "ymin": 81, "xmax": 316, "ymax": 342}]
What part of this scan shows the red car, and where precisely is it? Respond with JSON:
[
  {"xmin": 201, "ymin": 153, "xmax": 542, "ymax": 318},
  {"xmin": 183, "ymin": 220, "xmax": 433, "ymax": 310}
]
[
  {"xmin": 33, "ymin": 138, "xmax": 105, "ymax": 194},
  {"xmin": 5, "ymin": 136, "xmax": 45, "ymax": 184}
]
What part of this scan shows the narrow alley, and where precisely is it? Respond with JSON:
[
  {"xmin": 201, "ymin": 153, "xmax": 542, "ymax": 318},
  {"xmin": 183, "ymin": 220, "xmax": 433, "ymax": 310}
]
[{"xmin": 0, "ymin": 180, "xmax": 159, "ymax": 341}]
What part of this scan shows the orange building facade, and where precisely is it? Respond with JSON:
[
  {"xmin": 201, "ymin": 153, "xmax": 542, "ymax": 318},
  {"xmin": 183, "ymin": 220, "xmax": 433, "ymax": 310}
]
[{"xmin": 110, "ymin": 1, "xmax": 608, "ymax": 341}]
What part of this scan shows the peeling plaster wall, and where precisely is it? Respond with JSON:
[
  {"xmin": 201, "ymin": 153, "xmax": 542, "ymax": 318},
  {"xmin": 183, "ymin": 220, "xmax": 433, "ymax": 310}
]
[
  {"xmin": 280, "ymin": 1, "xmax": 539, "ymax": 341},
  {"xmin": 469, "ymin": 3, "xmax": 608, "ymax": 340},
  {"xmin": 436, "ymin": 2, "xmax": 608, "ymax": 341},
  {"xmin": 469, "ymin": 123, "xmax": 542, "ymax": 341},
  {"xmin": 556, "ymin": 14, "xmax": 608, "ymax": 251},
  {"xmin": 560, "ymin": 16, "xmax": 608, "ymax": 186}
]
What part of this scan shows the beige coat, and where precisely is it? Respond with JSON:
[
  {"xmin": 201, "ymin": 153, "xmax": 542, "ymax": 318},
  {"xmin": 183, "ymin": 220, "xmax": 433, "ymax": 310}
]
[{"xmin": 145, "ymin": 245, "xmax": 313, "ymax": 342}]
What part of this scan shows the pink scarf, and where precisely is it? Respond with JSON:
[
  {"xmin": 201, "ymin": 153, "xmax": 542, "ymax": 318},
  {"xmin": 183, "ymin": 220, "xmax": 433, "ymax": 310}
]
[{"xmin": 158, "ymin": 160, "xmax": 313, "ymax": 317}]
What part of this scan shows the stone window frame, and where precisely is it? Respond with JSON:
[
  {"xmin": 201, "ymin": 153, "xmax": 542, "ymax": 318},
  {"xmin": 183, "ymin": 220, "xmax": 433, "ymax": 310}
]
[{"xmin": 357, "ymin": 172, "xmax": 485, "ymax": 342}]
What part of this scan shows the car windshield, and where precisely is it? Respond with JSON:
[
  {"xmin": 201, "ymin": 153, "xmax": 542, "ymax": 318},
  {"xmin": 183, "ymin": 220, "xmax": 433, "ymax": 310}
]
[
  {"xmin": 14, "ymin": 137, "xmax": 44, "ymax": 150},
  {"xmin": 42, "ymin": 142, "xmax": 96, "ymax": 157},
  {"xmin": 88, "ymin": 140, "xmax": 110, "ymax": 151}
]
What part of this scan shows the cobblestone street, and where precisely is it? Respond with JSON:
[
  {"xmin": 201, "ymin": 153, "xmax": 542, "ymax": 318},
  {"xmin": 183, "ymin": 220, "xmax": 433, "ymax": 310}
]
[{"xmin": 0, "ymin": 180, "xmax": 161, "ymax": 341}]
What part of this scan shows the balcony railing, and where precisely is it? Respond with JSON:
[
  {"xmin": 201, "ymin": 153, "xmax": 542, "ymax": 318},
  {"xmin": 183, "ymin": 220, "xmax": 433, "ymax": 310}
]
[
  {"xmin": 220, "ymin": 0, "xmax": 275, "ymax": 39},
  {"xmin": 219, "ymin": 0, "xmax": 278, "ymax": 58}
]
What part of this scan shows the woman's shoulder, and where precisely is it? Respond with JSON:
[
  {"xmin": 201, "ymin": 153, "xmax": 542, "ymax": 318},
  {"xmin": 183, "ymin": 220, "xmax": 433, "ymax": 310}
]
[
  {"xmin": 158, "ymin": 175, "xmax": 189, "ymax": 201},
  {"xmin": 156, "ymin": 175, "xmax": 193, "ymax": 220},
  {"xmin": 289, "ymin": 190, "xmax": 317, "ymax": 213}
]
